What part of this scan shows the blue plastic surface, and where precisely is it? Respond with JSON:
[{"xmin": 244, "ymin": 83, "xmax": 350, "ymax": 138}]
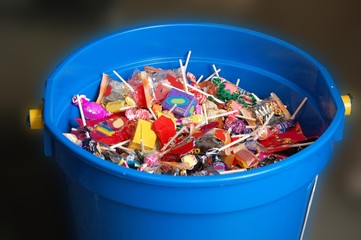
[{"xmin": 43, "ymin": 23, "xmax": 345, "ymax": 240}]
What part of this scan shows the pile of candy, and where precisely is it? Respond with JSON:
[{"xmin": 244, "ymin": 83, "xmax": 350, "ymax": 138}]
[{"xmin": 64, "ymin": 51, "xmax": 318, "ymax": 176}]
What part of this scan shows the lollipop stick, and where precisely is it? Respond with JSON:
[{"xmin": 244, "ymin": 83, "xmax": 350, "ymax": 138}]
[
  {"xmin": 219, "ymin": 168, "xmax": 247, "ymax": 175},
  {"xmin": 148, "ymin": 107, "xmax": 157, "ymax": 119},
  {"xmin": 115, "ymin": 145, "xmax": 135, "ymax": 154},
  {"xmin": 196, "ymin": 75, "xmax": 204, "ymax": 84},
  {"xmin": 110, "ymin": 139, "xmax": 130, "ymax": 149},
  {"xmin": 76, "ymin": 95, "xmax": 90, "ymax": 138},
  {"xmin": 184, "ymin": 50, "xmax": 192, "ymax": 71},
  {"xmin": 235, "ymin": 114, "xmax": 256, "ymax": 122},
  {"xmin": 113, "ymin": 70, "xmax": 134, "ymax": 92},
  {"xmin": 118, "ymin": 105, "xmax": 137, "ymax": 111},
  {"xmin": 179, "ymin": 59, "xmax": 188, "ymax": 93},
  {"xmin": 162, "ymin": 82, "xmax": 187, "ymax": 93},
  {"xmin": 216, "ymin": 134, "xmax": 251, "ymax": 153},
  {"xmin": 207, "ymin": 110, "xmax": 238, "ymax": 120},
  {"xmin": 212, "ymin": 64, "xmax": 220, "ymax": 78},
  {"xmin": 204, "ymin": 69, "xmax": 221, "ymax": 81},
  {"xmin": 202, "ymin": 104, "xmax": 208, "ymax": 124},
  {"xmin": 187, "ymin": 84, "xmax": 225, "ymax": 104},
  {"xmin": 168, "ymin": 104, "xmax": 177, "ymax": 113},
  {"xmin": 140, "ymin": 140, "xmax": 145, "ymax": 153},
  {"xmin": 290, "ymin": 97, "xmax": 308, "ymax": 120}
]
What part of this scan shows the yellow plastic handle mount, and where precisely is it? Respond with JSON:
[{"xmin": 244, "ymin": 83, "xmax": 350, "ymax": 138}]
[
  {"xmin": 28, "ymin": 100, "xmax": 44, "ymax": 129},
  {"xmin": 28, "ymin": 109, "xmax": 44, "ymax": 129},
  {"xmin": 341, "ymin": 94, "xmax": 352, "ymax": 116}
]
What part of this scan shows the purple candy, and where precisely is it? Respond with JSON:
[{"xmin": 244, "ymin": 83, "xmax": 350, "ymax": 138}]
[
  {"xmin": 83, "ymin": 102, "xmax": 110, "ymax": 120},
  {"xmin": 73, "ymin": 95, "xmax": 110, "ymax": 120},
  {"xmin": 224, "ymin": 119, "xmax": 246, "ymax": 134}
]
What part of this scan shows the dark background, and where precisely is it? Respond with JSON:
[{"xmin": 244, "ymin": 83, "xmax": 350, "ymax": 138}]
[{"xmin": 2, "ymin": 0, "xmax": 360, "ymax": 239}]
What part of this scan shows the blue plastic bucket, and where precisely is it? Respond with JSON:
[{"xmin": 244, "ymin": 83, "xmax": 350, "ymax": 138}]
[{"xmin": 42, "ymin": 23, "xmax": 345, "ymax": 240}]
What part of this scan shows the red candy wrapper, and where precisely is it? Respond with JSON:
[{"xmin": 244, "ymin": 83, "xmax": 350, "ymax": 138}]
[{"xmin": 258, "ymin": 122, "xmax": 307, "ymax": 152}]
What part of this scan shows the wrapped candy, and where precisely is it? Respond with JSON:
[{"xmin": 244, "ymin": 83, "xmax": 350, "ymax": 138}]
[
  {"xmin": 66, "ymin": 52, "xmax": 317, "ymax": 176},
  {"xmin": 72, "ymin": 95, "xmax": 111, "ymax": 120}
]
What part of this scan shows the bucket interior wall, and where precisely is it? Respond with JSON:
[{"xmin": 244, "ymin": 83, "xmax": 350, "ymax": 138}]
[{"xmin": 46, "ymin": 24, "xmax": 337, "ymax": 137}]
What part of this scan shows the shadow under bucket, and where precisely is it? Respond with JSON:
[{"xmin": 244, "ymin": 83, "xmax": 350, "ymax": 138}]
[{"xmin": 41, "ymin": 23, "xmax": 346, "ymax": 240}]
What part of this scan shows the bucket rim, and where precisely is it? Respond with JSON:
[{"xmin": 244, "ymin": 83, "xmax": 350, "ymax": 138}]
[{"xmin": 44, "ymin": 22, "xmax": 345, "ymax": 187}]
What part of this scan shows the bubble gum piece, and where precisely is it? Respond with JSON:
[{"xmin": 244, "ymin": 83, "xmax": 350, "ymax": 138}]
[
  {"xmin": 152, "ymin": 115, "xmax": 176, "ymax": 146},
  {"xmin": 128, "ymin": 119, "xmax": 157, "ymax": 150}
]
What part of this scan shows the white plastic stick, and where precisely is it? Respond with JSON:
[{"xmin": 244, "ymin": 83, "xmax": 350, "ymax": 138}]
[
  {"xmin": 115, "ymin": 145, "xmax": 134, "ymax": 154},
  {"xmin": 202, "ymin": 104, "xmax": 208, "ymax": 124},
  {"xmin": 110, "ymin": 139, "xmax": 130, "ymax": 149},
  {"xmin": 184, "ymin": 50, "xmax": 192, "ymax": 71},
  {"xmin": 231, "ymin": 134, "xmax": 249, "ymax": 138},
  {"xmin": 140, "ymin": 140, "xmax": 145, "ymax": 153},
  {"xmin": 235, "ymin": 114, "xmax": 257, "ymax": 121},
  {"xmin": 207, "ymin": 110, "xmax": 238, "ymax": 120},
  {"xmin": 291, "ymin": 97, "xmax": 308, "ymax": 120},
  {"xmin": 168, "ymin": 104, "xmax": 177, "ymax": 113},
  {"xmin": 118, "ymin": 105, "xmax": 137, "ymax": 111},
  {"xmin": 236, "ymin": 78, "xmax": 240, "ymax": 87},
  {"xmin": 286, "ymin": 141, "xmax": 314, "ymax": 148},
  {"xmin": 76, "ymin": 95, "xmax": 90, "ymax": 138},
  {"xmin": 179, "ymin": 59, "xmax": 188, "ymax": 93},
  {"xmin": 219, "ymin": 168, "xmax": 247, "ymax": 175},
  {"xmin": 204, "ymin": 69, "xmax": 221, "ymax": 81},
  {"xmin": 196, "ymin": 75, "xmax": 204, "ymax": 84},
  {"xmin": 212, "ymin": 64, "xmax": 220, "ymax": 78},
  {"xmin": 187, "ymin": 84, "xmax": 225, "ymax": 104},
  {"xmin": 148, "ymin": 107, "xmax": 157, "ymax": 119},
  {"xmin": 113, "ymin": 70, "xmax": 134, "ymax": 92},
  {"xmin": 162, "ymin": 82, "xmax": 187, "ymax": 93},
  {"xmin": 217, "ymin": 134, "xmax": 251, "ymax": 152}
]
